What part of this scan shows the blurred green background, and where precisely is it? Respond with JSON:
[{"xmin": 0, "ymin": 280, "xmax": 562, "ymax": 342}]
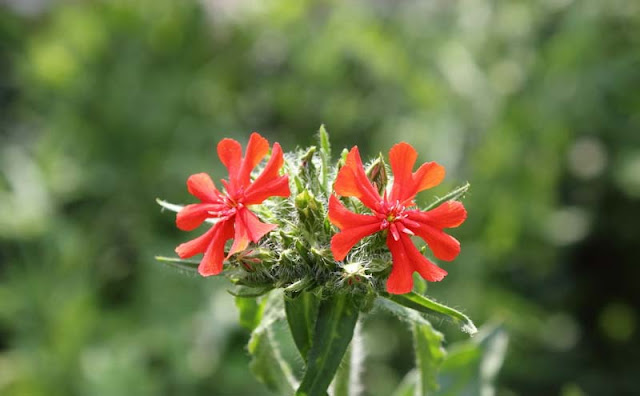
[{"xmin": 1, "ymin": 0, "xmax": 639, "ymax": 395}]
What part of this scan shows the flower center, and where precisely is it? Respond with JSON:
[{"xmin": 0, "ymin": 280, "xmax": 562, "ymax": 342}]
[
  {"xmin": 207, "ymin": 196, "xmax": 244, "ymax": 220},
  {"xmin": 377, "ymin": 199, "xmax": 415, "ymax": 241}
]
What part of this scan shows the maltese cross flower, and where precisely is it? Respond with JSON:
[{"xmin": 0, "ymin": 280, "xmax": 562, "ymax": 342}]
[
  {"xmin": 175, "ymin": 133, "xmax": 290, "ymax": 276},
  {"xmin": 328, "ymin": 143, "xmax": 467, "ymax": 294}
]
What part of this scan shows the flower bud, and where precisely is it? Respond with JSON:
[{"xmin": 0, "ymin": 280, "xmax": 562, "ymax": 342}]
[
  {"xmin": 231, "ymin": 248, "xmax": 275, "ymax": 272},
  {"xmin": 366, "ymin": 153, "xmax": 388, "ymax": 195},
  {"xmin": 295, "ymin": 190, "xmax": 324, "ymax": 234}
]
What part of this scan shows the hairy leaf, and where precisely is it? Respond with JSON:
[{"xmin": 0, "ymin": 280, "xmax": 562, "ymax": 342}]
[
  {"xmin": 248, "ymin": 291, "xmax": 298, "ymax": 394},
  {"xmin": 385, "ymin": 292, "xmax": 477, "ymax": 335},
  {"xmin": 434, "ymin": 325, "xmax": 509, "ymax": 396},
  {"xmin": 155, "ymin": 255, "xmax": 199, "ymax": 273},
  {"xmin": 413, "ymin": 320, "xmax": 446, "ymax": 395},
  {"xmin": 285, "ymin": 291, "xmax": 320, "ymax": 361},
  {"xmin": 296, "ymin": 293, "xmax": 359, "ymax": 396}
]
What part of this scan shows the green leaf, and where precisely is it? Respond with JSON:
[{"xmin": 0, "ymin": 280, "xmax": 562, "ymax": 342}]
[
  {"xmin": 248, "ymin": 291, "xmax": 298, "ymax": 394},
  {"xmin": 235, "ymin": 296, "xmax": 264, "ymax": 331},
  {"xmin": 385, "ymin": 292, "xmax": 477, "ymax": 335},
  {"xmin": 413, "ymin": 320, "xmax": 446, "ymax": 395},
  {"xmin": 296, "ymin": 293, "xmax": 359, "ymax": 396},
  {"xmin": 332, "ymin": 321, "xmax": 364, "ymax": 396},
  {"xmin": 154, "ymin": 256, "xmax": 199, "ymax": 274},
  {"xmin": 424, "ymin": 183, "xmax": 470, "ymax": 211},
  {"xmin": 376, "ymin": 298, "xmax": 447, "ymax": 395},
  {"xmin": 285, "ymin": 291, "xmax": 320, "ymax": 361},
  {"xmin": 391, "ymin": 370, "xmax": 417, "ymax": 396},
  {"xmin": 331, "ymin": 345, "xmax": 351, "ymax": 396},
  {"xmin": 434, "ymin": 325, "xmax": 509, "ymax": 396}
]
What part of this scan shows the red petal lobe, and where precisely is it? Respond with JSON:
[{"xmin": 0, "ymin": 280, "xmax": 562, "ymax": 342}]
[
  {"xmin": 412, "ymin": 225, "xmax": 461, "ymax": 261},
  {"xmin": 406, "ymin": 201, "xmax": 467, "ymax": 229},
  {"xmin": 333, "ymin": 147, "xmax": 381, "ymax": 211},
  {"xmin": 327, "ymin": 195, "xmax": 379, "ymax": 230},
  {"xmin": 217, "ymin": 138, "xmax": 243, "ymax": 186},
  {"xmin": 385, "ymin": 234, "xmax": 415, "ymax": 294},
  {"xmin": 243, "ymin": 143, "xmax": 290, "ymax": 204},
  {"xmin": 238, "ymin": 133, "xmax": 270, "ymax": 188},
  {"xmin": 399, "ymin": 234, "xmax": 448, "ymax": 281},
  {"xmin": 389, "ymin": 143, "xmax": 418, "ymax": 202},
  {"xmin": 228, "ymin": 208, "xmax": 276, "ymax": 256},
  {"xmin": 176, "ymin": 203, "xmax": 223, "ymax": 231},
  {"xmin": 412, "ymin": 162, "xmax": 445, "ymax": 193},
  {"xmin": 187, "ymin": 173, "xmax": 222, "ymax": 203},
  {"xmin": 175, "ymin": 221, "xmax": 222, "ymax": 258},
  {"xmin": 198, "ymin": 220, "xmax": 234, "ymax": 276},
  {"xmin": 330, "ymin": 222, "xmax": 381, "ymax": 261}
]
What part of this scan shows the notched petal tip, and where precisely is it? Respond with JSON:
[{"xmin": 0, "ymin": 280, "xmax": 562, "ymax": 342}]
[
  {"xmin": 413, "ymin": 161, "xmax": 446, "ymax": 193},
  {"xmin": 187, "ymin": 173, "xmax": 221, "ymax": 203}
]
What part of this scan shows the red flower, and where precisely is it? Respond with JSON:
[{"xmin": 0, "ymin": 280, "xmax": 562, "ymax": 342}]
[
  {"xmin": 328, "ymin": 143, "xmax": 467, "ymax": 294},
  {"xmin": 175, "ymin": 133, "xmax": 290, "ymax": 276}
]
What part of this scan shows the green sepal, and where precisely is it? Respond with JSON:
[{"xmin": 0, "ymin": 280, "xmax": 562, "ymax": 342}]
[
  {"xmin": 284, "ymin": 277, "xmax": 314, "ymax": 294},
  {"xmin": 295, "ymin": 189, "xmax": 325, "ymax": 235},
  {"xmin": 317, "ymin": 124, "xmax": 331, "ymax": 192},
  {"xmin": 285, "ymin": 291, "xmax": 320, "ymax": 361},
  {"xmin": 296, "ymin": 293, "xmax": 359, "ymax": 396},
  {"xmin": 384, "ymin": 292, "xmax": 477, "ymax": 335},
  {"xmin": 228, "ymin": 285, "xmax": 273, "ymax": 298}
]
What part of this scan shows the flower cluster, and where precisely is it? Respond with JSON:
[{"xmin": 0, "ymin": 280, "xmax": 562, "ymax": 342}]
[{"xmin": 166, "ymin": 131, "xmax": 467, "ymax": 295}]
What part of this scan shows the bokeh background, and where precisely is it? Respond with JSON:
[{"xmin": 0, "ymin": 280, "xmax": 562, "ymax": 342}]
[{"xmin": 1, "ymin": 0, "xmax": 639, "ymax": 395}]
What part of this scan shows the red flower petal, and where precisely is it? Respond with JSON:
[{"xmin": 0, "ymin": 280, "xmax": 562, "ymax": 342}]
[
  {"xmin": 176, "ymin": 203, "xmax": 225, "ymax": 231},
  {"xmin": 187, "ymin": 173, "xmax": 223, "ymax": 203},
  {"xmin": 238, "ymin": 132, "xmax": 270, "ymax": 188},
  {"xmin": 334, "ymin": 147, "xmax": 381, "ymax": 211},
  {"xmin": 228, "ymin": 207, "xmax": 276, "ymax": 256},
  {"xmin": 243, "ymin": 176, "xmax": 290, "ymax": 205},
  {"xmin": 217, "ymin": 138, "xmax": 243, "ymax": 189},
  {"xmin": 389, "ymin": 142, "xmax": 418, "ymax": 202},
  {"xmin": 411, "ymin": 225, "xmax": 461, "ymax": 261},
  {"xmin": 412, "ymin": 161, "xmax": 445, "ymax": 194},
  {"xmin": 406, "ymin": 201, "xmax": 467, "ymax": 229},
  {"xmin": 243, "ymin": 143, "xmax": 290, "ymax": 205},
  {"xmin": 327, "ymin": 195, "xmax": 379, "ymax": 230},
  {"xmin": 198, "ymin": 220, "xmax": 235, "ymax": 276},
  {"xmin": 385, "ymin": 234, "xmax": 414, "ymax": 294},
  {"xmin": 331, "ymin": 223, "xmax": 382, "ymax": 261},
  {"xmin": 385, "ymin": 233, "xmax": 447, "ymax": 294},
  {"xmin": 175, "ymin": 220, "xmax": 223, "ymax": 258},
  {"xmin": 389, "ymin": 143, "xmax": 445, "ymax": 203}
]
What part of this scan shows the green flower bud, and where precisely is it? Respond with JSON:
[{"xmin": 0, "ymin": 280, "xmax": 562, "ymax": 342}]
[{"xmin": 295, "ymin": 190, "xmax": 323, "ymax": 233}]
